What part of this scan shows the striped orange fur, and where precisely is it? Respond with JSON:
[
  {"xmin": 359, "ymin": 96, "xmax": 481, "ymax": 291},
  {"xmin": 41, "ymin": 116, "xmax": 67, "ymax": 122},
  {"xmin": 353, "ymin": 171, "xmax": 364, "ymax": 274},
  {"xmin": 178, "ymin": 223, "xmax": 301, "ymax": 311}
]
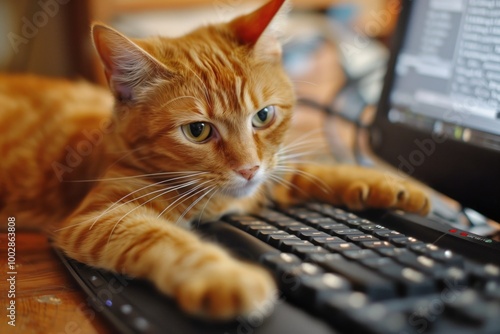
[{"xmin": 0, "ymin": 0, "xmax": 429, "ymax": 319}]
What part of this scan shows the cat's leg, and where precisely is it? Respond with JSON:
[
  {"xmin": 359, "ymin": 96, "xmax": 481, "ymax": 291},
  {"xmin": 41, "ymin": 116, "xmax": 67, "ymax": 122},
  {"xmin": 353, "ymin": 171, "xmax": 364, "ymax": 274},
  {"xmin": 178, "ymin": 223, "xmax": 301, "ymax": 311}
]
[
  {"xmin": 52, "ymin": 203, "xmax": 275, "ymax": 319},
  {"xmin": 273, "ymin": 164, "xmax": 430, "ymax": 214}
]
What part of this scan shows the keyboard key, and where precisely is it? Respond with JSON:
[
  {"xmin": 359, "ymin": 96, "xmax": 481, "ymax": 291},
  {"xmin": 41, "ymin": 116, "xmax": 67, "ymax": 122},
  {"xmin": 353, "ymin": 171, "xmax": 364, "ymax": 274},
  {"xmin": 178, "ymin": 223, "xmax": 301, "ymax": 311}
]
[
  {"xmin": 376, "ymin": 247, "xmax": 411, "ymax": 258},
  {"xmin": 390, "ymin": 237, "xmax": 424, "ymax": 247},
  {"xmin": 295, "ymin": 273, "xmax": 352, "ymax": 309},
  {"xmin": 291, "ymin": 246, "xmax": 330, "ymax": 260},
  {"xmin": 320, "ymin": 292, "xmax": 371, "ymax": 326},
  {"xmin": 360, "ymin": 240, "xmax": 395, "ymax": 250},
  {"xmin": 325, "ymin": 243, "xmax": 361, "ymax": 253},
  {"xmin": 376, "ymin": 265, "xmax": 436, "ymax": 296},
  {"xmin": 344, "ymin": 218, "xmax": 372, "ymax": 228},
  {"xmin": 330, "ymin": 229, "xmax": 365, "ymax": 238},
  {"xmin": 257, "ymin": 209, "xmax": 289, "ymax": 221},
  {"xmin": 267, "ymin": 234, "xmax": 300, "ymax": 248},
  {"xmin": 310, "ymin": 236, "xmax": 345, "ymax": 246},
  {"xmin": 358, "ymin": 224, "xmax": 388, "ymax": 234},
  {"xmin": 256, "ymin": 230, "xmax": 287, "ymax": 242},
  {"xmin": 317, "ymin": 224, "xmax": 349, "ymax": 233},
  {"xmin": 280, "ymin": 262, "xmax": 324, "ymax": 279},
  {"xmin": 326, "ymin": 210, "xmax": 358, "ymax": 222},
  {"xmin": 245, "ymin": 224, "xmax": 277, "ymax": 236},
  {"xmin": 261, "ymin": 253, "xmax": 301, "ymax": 271},
  {"xmin": 311, "ymin": 253, "xmax": 398, "ymax": 300},
  {"xmin": 286, "ymin": 225, "xmax": 315, "ymax": 235},
  {"xmin": 394, "ymin": 252, "xmax": 446, "ymax": 278},
  {"xmin": 444, "ymin": 290, "xmax": 500, "ymax": 327},
  {"xmin": 276, "ymin": 262, "xmax": 324, "ymax": 292},
  {"xmin": 274, "ymin": 220, "xmax": 306, "ymax": 229},
  {"xmin": 346, "ymin": 234, "xmax": 380, "ymax": 244},
  {"xmin": 302, "ymin": 217, "xmax": 340, "ymax": 228},
  {"xmin": 293, "ymin": 212, "xmax": 324, "ymax": 221},
  {"xmin": 361, "ymin": 257, "xmax": 397, "ymax": 269},
  {"xmin": 279, "ymin": 239, "xmax": 314, "ymax": 252},
  {"xmin": 373, "ymin": 230, "xmax": 404, "ymax": 241},
  {"xmin": 409, "ymin": 244, "xmax": 464, "ymax": 267},
  {"xmin": 467, "ymin": 262, "xmax": 500, "ymax": 285},
  {"xmin": 341, "ymin": 249, "xmax": 380, "ymax": 261},
  {"xmin": 297, "ymin": 230, "xmax": 330, "ymax": 241},
  {"xmin": 89, "ymin": 275, "xmax": 105, "ymax": 288}
]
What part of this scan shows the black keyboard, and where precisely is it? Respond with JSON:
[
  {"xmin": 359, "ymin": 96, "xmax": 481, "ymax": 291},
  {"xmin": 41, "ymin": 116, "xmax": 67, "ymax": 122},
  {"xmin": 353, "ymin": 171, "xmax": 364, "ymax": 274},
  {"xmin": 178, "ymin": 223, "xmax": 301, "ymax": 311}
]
[
  {"xmin": 55, "ymin": 203, "xmax": 500, "ymax": 334},
  {"xmin": 202, "ymin": 203, "xmax": 500, "ymax": 334}
]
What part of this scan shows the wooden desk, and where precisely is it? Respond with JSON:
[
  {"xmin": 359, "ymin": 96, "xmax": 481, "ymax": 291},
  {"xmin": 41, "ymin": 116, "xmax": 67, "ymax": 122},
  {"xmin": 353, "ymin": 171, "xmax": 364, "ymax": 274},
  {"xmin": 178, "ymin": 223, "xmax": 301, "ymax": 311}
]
[{"xmin": 0, "ymin": 233, "xmax": 108, "ymax": 334}]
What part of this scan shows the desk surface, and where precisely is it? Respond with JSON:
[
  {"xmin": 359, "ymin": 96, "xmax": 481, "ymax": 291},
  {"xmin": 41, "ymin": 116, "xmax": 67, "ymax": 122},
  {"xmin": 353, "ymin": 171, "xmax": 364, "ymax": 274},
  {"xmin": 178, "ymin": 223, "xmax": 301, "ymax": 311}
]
[{"xmin": 0, "ymin": 233, "xmax": 108, "ymax": 334}]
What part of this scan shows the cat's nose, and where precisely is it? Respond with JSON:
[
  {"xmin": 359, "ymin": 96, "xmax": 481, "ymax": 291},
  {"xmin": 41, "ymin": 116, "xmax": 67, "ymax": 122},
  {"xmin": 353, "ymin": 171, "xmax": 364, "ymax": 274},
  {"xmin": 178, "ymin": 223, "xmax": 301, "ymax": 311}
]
[{"xmin": 235, "ymin": 165, "xmax": 260, "ymax": 181}]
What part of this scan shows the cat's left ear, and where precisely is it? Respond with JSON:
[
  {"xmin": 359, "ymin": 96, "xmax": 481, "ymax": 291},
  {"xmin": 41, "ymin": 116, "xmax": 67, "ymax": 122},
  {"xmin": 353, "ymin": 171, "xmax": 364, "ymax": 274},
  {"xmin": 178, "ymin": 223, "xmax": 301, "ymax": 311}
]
[
  {"xmin": 229, "ymin": 0, "xmax": 289, "ymax": 61},
  {"xmin": 92, "ymin": 23, "xmax": 169, "ymax": 101}
]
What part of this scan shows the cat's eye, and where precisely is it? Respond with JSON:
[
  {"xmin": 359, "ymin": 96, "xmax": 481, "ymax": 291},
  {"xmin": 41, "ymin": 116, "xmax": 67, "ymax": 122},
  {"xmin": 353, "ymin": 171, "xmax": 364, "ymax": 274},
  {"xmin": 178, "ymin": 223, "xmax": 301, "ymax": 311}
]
[
  {"xmin": 252, "ymin": 106, "xmax": 275, "ymax": 129},
  {"xmin": 181, "ymin": 122, "xmax": 212, "ymax": 143}
]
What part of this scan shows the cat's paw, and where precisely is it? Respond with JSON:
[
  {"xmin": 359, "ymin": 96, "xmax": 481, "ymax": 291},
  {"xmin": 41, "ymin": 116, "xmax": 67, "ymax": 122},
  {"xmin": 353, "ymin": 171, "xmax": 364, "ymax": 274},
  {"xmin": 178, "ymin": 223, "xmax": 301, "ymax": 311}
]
[
  {"xmin": 342, "ymin": 173, "xmax": 430, "ymax": 215},
  {"xmin": 173, "ymin": 259, "xmax": 276, "ymax": 319}
]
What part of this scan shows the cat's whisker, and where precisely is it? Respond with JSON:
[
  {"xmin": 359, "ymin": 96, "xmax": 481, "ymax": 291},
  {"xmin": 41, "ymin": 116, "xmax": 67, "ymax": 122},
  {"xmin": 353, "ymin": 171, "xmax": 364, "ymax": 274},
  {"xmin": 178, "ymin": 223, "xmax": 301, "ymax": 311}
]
[
  {"xmin": 278, "ymin": 145, "xmax": 323, "ymax": 157},
  {"xmin": 276, "ymin": 160, "xmax": 326, "ymax": 166},
  {"xmin": 175, "ymin": 185, "xmax": 217, "ymax": 226},
  {"xmin": 273, "ymin": 166, "xmax": 331, "ymax": 194},
  {"xmin": 156, "ymin": 180, "xmax": 214, "ymax": 219},
  {"xmin": 278, "ymin": 151, "xmax": 322, "ymax": 161},
  {"xmin": 95, "ymin": 179, "xmax": 201, "ymax": 224},
  {"xmin": 89, "ymin": 176, "xmax": 205, "ymax": 230},
  {"xmin": 292, "ymin": 80, "xmax": 319, "ymax": 87},
  {"xmin": 279, "ymin": 136, "xmax": 325, "ymax": 154},
  {"xmin": 266, "ymin": 174, "xmax": 304, "ymax": 195},
  {"xmin": 285, "ymin": 127, "xmax": 324, "ymax": 144},
  {"xmin": 67, "ymin": 170, "xmax": 207, "ymax": 183},
  {"xmin": 106, "ymin": 178, "xmax": 210, "ymax": 244},
  {"xmin": 195, "ymin": 186, "xmax": 220, "ymax": 227},
  {"xmin": 53, "ymin": 178, "xmax": 201, "ymax": 233},
  {"xmin": 132, "ymin": 153, "xmax": 165, "ymax": 162},
  {"xmin": 278, "ymin": 141, "xmax": 324, "ymax": 156}
]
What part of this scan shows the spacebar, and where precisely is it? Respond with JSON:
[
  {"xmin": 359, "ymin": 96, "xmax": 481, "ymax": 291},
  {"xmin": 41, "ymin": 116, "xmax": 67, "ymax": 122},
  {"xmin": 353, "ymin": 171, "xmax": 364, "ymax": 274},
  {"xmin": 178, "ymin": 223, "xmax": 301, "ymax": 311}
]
[{"xmin": 310, "ymin": 253, "xmax": 397, "ymax": 301}]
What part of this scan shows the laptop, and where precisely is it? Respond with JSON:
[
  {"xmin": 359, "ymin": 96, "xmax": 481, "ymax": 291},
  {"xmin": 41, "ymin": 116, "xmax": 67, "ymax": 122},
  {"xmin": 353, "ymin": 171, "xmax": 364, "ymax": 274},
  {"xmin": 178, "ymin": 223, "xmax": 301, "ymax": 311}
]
[{"xmin": 55, "ymin": 1, "xmax": 500, "ymax": 333}]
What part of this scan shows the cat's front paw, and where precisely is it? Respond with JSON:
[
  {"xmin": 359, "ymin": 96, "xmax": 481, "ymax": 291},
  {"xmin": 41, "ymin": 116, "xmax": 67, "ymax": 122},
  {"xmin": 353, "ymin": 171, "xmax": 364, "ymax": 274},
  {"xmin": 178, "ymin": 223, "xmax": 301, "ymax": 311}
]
[
  {"xmin": 342, "ymin": 173, "xmax": 430, "ymax": 215},
  {"xmin": 173, "ymin": 259, "xmax": 276, "ymax": 319}
]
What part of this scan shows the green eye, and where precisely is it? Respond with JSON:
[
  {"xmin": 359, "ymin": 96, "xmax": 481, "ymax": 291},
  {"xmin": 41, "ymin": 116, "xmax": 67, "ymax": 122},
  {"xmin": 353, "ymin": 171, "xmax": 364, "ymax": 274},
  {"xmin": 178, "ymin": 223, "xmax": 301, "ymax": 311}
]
[
  {"xmin": 252, "ymin": 106, "xmax": 275, "ymax": 128},
  {"xmin": 181, "ymin": 122, "xmax": 212, "ymax": 143}
]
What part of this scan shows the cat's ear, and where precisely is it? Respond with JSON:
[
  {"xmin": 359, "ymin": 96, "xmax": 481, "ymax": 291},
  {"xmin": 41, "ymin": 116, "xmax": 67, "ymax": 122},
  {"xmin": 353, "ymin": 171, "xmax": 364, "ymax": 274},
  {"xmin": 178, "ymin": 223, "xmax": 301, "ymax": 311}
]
[
  {"xmin": 91, "ymin": 23, "xmax": 168, "ymax": 101},
  {"xmin": 229, "ymin": 0, "xmax": 289, "ymax": 61}
]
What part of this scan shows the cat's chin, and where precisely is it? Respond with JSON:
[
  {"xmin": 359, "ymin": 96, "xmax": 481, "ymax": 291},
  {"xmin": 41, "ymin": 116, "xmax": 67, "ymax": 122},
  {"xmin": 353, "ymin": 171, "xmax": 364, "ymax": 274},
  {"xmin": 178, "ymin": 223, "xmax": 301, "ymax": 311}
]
[{"xmin": 223, "ymin": 180, "xmax": 262, "ymax": 198}]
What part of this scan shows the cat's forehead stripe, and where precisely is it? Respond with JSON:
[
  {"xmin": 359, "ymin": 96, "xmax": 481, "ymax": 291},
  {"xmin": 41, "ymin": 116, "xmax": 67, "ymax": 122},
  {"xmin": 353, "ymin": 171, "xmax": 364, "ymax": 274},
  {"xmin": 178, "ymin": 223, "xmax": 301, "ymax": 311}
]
[{"xmin": 180, "ymin": 49, "xmax": 260, "ymax": 115}]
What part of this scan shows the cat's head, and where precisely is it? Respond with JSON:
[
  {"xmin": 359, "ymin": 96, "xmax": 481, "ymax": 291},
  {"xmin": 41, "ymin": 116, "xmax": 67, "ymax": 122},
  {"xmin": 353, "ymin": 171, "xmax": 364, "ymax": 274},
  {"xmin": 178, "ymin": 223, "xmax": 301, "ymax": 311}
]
[{"xmin": 92, "ymin": 0, "xmax": 294, "ymax": 198}]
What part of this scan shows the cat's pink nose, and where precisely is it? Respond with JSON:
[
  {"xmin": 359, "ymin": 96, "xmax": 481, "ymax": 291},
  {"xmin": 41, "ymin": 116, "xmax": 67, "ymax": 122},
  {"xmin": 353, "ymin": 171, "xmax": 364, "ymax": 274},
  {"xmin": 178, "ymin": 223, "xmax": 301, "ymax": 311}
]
[{"xmin": 235, "ymin": 165, "xmax": 260, "ymax": 181}]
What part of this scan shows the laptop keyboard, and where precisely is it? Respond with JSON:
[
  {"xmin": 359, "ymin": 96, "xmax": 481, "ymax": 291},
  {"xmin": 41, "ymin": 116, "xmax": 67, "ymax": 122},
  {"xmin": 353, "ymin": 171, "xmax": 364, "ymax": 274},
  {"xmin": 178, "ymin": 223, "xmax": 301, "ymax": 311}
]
[
  {"xmin": 222, "ymin": 203, "xmax": 500, "ymax": 334},
  {"xmin": 57, "ymin": 202, "xmax": 500, "ymax": 334}
]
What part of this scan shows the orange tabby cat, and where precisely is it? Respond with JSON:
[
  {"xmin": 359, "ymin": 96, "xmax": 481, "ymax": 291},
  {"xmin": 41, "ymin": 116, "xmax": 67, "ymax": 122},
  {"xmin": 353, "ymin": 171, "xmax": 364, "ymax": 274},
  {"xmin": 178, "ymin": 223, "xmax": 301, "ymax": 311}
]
[{"xmin": 0, "ymin": 0, "xmax": 429, "ymax": 319}]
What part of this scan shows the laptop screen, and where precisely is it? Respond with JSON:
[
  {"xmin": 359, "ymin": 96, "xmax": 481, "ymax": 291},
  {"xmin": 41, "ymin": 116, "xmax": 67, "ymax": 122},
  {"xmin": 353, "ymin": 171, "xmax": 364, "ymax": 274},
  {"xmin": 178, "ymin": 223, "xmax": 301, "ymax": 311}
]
[
  {"xmin": 390, "ymin": 0, "xmax": 500, "ymax": 151},
  {"xmin": 370, "ymin": 0, "xmax": 500, "ymax": 221}
]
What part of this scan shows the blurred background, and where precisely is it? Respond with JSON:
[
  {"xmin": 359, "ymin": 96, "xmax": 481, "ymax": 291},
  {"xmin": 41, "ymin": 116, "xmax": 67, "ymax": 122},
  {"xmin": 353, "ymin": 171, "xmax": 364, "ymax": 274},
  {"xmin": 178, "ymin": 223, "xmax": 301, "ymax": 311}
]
[{"xmin": 0, "ymin": 0, "xmax": 398, "ymax": 86}]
